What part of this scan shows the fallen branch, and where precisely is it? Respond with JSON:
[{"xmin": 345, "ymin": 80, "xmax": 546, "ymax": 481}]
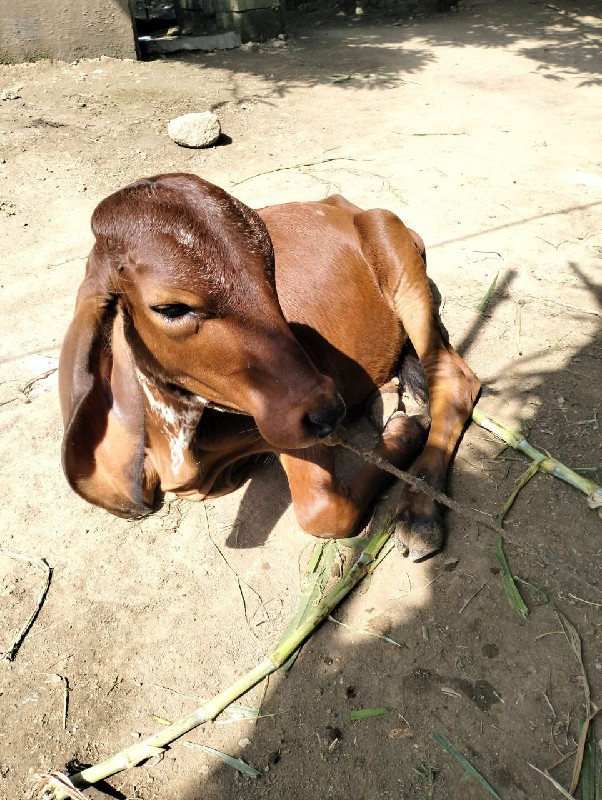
[
  {"xmin": 332, "ymin": 427, "xmax": 501, "ymax": 534},
  {"xmin": 334, "ymin": 415, "xmax": 599, "ymax": 588},
  {"xmin": 1, "ymin": 550, "xmax": 52, "ymax": 662},
  {"xmin": 35, "ymin": 523, "xmax": 394, "ymax": 799}
]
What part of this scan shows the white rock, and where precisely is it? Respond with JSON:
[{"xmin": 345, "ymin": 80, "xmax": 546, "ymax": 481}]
[
  {"xmin": 1, "ymin": 86, "xmax": 22, "ymax": 101},
  {"xmin": 167, "ymin": 112, "xmax": 221, "ymax": 148}
]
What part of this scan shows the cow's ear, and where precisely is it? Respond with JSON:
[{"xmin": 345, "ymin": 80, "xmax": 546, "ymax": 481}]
[{"xmin": 59, "ymin": 249, "xmax": 158, "ymax": 518}]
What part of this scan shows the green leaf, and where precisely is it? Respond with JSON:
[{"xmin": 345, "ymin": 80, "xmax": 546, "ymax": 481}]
[
  {"xmin": 278, "ymin": 540, "xmax": 337, "ymax": 671},
  {"xmin": 477, "ymin": 270, "xmax": 499, "ymax": 313},
  {"xmin": 152, "ymin": 716, "xmax": 261, "ymax": 778},
  {"xmin": 350, "ymin": 707, "xmax": 389, "ymax": 721},
  {"xmin": 497, "ymin": 460, "xmax": 542, "ymax": 527},
  {"xmin": 185, "ymin": 741, "xmax": 262, "ymax": 778},
  {"xmin": 578, "ymin": 718, "xmax": 596, "ymax": 800},
  {"xmin": 496, "ymin": 537, "xmax": 529, "ymax": 617},
  {"xmin": 431, "ymin": 734, "xmax": 502, "ymax": 800}
]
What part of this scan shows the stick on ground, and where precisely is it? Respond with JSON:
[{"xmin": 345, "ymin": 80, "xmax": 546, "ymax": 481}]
[
  {"xmin": 1, "ymin": 550, "xmax": 52, "ymax": 662},
  {"xmin": 332, "ymin": 426, "xmax": 501, "ymax": 533}
]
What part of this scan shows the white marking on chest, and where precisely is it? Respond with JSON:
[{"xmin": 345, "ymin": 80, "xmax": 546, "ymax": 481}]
[{"xmin": 137, "ymin": 370, "xmax": 206, "ymax": 475}]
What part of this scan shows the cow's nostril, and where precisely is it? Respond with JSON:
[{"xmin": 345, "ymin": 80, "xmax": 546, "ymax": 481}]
[{"xmin": 305, "ymin": 397, "xmax": 346, "ymax": 439}]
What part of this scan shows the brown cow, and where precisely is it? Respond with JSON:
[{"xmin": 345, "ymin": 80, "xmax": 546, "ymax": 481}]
[{"xmin": 59, "ymin": 174, "xmax": 480, "ymax": 560}]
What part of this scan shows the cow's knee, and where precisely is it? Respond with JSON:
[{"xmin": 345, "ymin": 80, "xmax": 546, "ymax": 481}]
[{"xmin": 293, "ymin": 490, "xmax": 360, "ymax": 539}]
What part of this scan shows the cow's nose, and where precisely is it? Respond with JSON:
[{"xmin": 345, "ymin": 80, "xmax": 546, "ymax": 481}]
[{"xmin": 305, "ymin": 395, "xmax": 346, "ymax": 439}]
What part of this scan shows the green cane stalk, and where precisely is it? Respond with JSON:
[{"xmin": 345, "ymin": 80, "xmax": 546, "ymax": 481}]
[
  {"xmin": 471, "ymin": 408, "xmax": 602, "ymax": 510},
  {"xmin": 37, "ymin": 523, "xmax": 393, "ymax": 799}
]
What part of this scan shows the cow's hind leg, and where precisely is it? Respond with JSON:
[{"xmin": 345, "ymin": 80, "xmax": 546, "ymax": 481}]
[{"xmin": 355, "ymin": 209, "xmax": 481, "ymax": 560}]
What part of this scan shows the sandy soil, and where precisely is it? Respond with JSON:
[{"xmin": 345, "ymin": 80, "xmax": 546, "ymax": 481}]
[{"xmin": 1, "ymin": 1, "xmax": 601, "ymax": 798}]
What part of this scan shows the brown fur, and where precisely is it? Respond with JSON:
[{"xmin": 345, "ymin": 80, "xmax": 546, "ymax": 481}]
[{"xmin": 59, "ymin": 174, "xmax": 480, "ymax": 559}]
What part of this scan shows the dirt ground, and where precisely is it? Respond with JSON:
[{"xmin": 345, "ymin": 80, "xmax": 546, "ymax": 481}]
[{"xmin": 1, "ymin": 0, "xmax": 601, "ymax": 798}]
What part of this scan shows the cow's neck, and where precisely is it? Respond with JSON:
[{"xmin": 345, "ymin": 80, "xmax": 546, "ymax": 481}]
[{"xmin": 135, "ymin": 367, "xmax": 206, "ymax": 486}]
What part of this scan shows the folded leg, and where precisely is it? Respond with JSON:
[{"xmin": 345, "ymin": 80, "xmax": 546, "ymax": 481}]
[
  {"xmin": 281, "ymin": 412, "xmax": 426, "ymax": 538},
  {"xmin": 354, "ymin": 209, "xmax": 481, "ymax": 560}
]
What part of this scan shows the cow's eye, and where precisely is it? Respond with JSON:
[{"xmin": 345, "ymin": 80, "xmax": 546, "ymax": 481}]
[{"xmin": 151, "ymin": 303, "xmax": 192, "ymax": 319}]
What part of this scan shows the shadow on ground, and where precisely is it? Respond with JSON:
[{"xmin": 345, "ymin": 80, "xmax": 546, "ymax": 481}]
[
  {"xmin": 148, "ymin": 0, "xmax": 602, "ymax": 103},
  {"xmin": 166, "ymin": 227, "xmax": 602, "ymax": 799}
]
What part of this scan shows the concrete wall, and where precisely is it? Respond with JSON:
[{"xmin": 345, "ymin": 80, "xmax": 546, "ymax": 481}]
[{"xmin": 1, "ymin": 0, "xmax": 139, "ymax": 64}]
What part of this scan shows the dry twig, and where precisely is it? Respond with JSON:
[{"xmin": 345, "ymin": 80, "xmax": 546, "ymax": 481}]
[
  {"xmin": 1, "ymin": 550, "xmax": 52, "ymax": 661},
  {"xmin": 332, "ymin": 426, "xmax": 501, "ymax": 533}
]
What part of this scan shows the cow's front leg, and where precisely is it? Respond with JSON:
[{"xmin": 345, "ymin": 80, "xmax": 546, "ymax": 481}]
[
  {"xmin": 393, "ymin": 342, "xmax": 480, "ymax": 560},
  {"xmin": 280, "ymin": 412, "xmax": 426, "ymax": 538},
  {"xmin": 353, "ymin": 208, "xmax": 480, "ymax": 560}
]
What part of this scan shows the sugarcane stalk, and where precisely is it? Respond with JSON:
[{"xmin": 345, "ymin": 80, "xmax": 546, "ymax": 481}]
[
  {"xmin": 471, "ymin": 408, "xmax": 602, "ymax": 513},
  {"xmin": 38, "ymin": 524, "xmax": 393, "ymax": 799}
]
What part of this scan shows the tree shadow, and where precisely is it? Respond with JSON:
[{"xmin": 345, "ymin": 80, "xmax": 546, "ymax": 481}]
[
  {"xmin": 90, "ymin": 5, "xmax": 601, "ymax": 796},
  {"xmin": 74, "ymin": 199, "xmax": 602, "ymax": 798},
  {"xmin": 168, "ymin": 210, "xmax": 601, "ymax": 800},
  {"xmin": 135, "ymin": 0, "xmax": 601, "ymax": 101},
  {"xmin": 416, "ymin": 0, "xmax": 602, "ymax": 83}
]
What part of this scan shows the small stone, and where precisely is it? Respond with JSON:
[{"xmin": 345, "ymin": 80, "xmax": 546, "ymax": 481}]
[
  {"xmin": 557, "ymin": 396, "xmax": 565, "ymax": 406},
  {"xmin": 388, "ymin": 727, "xmax": 414, "ymax": 740},
  {"xmin": 1, "ymin": 87, "xmax": 22, "ymax": 101},
  {"xmin": 238, "ymin": 737, "xmax": 251, "ymax": 748},
  {"xmin": 167, "ymin": 112, "xmax": 221, "ymax": 148},
  {"xmin": 240, "ymin": 41, "xmax": 260, "ymax": 52}
]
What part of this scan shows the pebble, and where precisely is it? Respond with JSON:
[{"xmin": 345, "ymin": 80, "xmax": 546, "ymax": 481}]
[
  {"xmin": 1, "ymin": 87, "xmax": 22, "ymax": 101},
  {"xmin": 167, "ymin": 111, "xmax": 221, "ymax": 148}
]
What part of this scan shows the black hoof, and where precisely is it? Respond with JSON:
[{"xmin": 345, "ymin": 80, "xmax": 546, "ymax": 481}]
[{"xmin": 394, "ymin": 511, "xmax": 444, "ymax": 562}]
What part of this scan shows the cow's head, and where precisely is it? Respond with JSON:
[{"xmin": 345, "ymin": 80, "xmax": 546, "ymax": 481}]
[{"xmin": 59, "ymin": 174, "xmax": 345, "ymax": 515}]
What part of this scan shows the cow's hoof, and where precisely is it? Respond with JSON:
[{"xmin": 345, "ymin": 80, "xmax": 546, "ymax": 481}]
[{"xmin": 394, "ymin": 508, "xmax": 444, "ymax": 561}]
